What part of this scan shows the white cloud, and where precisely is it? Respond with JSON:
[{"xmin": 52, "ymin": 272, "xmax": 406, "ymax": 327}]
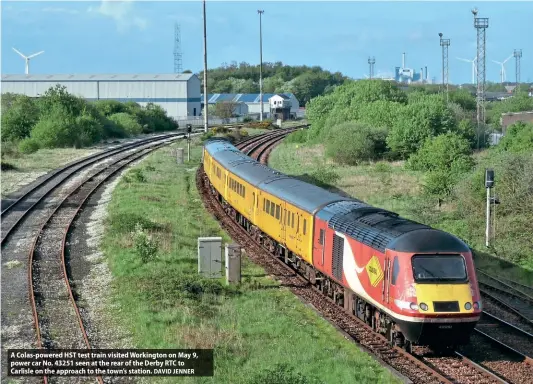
[{"xmin": 88, "ymin": 0, "xmax": 147, "ymax": 33}]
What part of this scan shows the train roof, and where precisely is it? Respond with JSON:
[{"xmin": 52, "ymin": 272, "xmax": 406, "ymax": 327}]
[
  {"xmin": 204, "ymin": 140, "xmax": 349, "ymax": 212},
  {"xmin": 204, "ymin": 139, "xmax": 470, "ymax": 254},
  {"xmin": 319, "ymin": 200, "xmax": 470, "ymax": 254}
]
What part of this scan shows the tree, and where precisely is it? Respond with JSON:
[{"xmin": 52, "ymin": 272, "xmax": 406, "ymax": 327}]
[
  {"xmin": 387, "ymin": 96, "xmax": 456, "ymax": 158},
  {"xmin": 1, "ymin": 95, "xmax": 40, "ymax": 142},
  {"xmin": 109, "ymin": 113, "xmax": 143, "ymax": 135},
  {"xmin": 183, "ymin": 69, "xmax": 192, "ymax": 73},
  {"xmin": 407, "ymin": 132, "xmax": 474, "ymax": 200},
  {"xmin": 214, "ymin": 101, "xmax": 238, "ymax": 121}
]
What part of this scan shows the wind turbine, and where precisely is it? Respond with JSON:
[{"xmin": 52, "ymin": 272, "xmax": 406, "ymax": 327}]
[
  {"xmin": 457, "ymin": 56, "xmax": 477, "ymax": 84},
  {"xmin": 12, "ymin": 47, "xmax": 44, "ymax": 75},
  {"xmin": 492, "ymin": 54, "xmax": 513, "ymax": 83}
]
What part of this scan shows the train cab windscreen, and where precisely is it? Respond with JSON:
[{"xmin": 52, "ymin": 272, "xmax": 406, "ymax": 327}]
[{"xmin": 411, "ymin": 255, "xmax": 467, "ymax": 283}]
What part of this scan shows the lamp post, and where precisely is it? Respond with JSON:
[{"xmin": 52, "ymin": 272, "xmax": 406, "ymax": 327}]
[
  {"xmin": 202, "ymin": 0, "xmax": 209, "ymax": 133},
  {"xmin": 258, "ymin": 10, "xmax": 264, "ymax": 122},
  {"xmin": 439, "ymin": 33, "xmax": 450, "ymax": 104}
]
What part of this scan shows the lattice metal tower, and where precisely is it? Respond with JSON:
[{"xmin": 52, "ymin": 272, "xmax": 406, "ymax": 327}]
[
  {"xmin": 368, "ymin": 57, "xmax": 375, "ymax": 79},
  {"xmin": 514, "ymin": 49, "xmax": 522, "ymax": 86},
  {"xmin": 173, "ymin": 23, "xmax": 183, "ymax": 73},
  {"xmin": 439, "ymin": 33, "xmax": 450, "ymax": 103},
  {"xmin": 473, "ymin": 9, "xmax": 488, "ymax": 149}
]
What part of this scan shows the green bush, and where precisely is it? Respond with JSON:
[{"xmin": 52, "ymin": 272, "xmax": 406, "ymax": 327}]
[
  {"xmin": 1, "ymin": 95, "xmax": 40, "ymax": 142},
  {"xmin": 30, "ymin": 105, "xmax": 76, "ymax": 148},
  {"xmin": 456, "ymin": 119, "xmax": 477, "ymax": 148},
  {"xmin": 311, "ymin": 164, "xmax": 340, "ymax": 186},
  {"xmin": 73, "ymin": 112, "xmax": 104, "ymax": 148},
  {"xmin": 284, "ymin": 129, "xmax": 308, "ymax": 144},
  {"xmin": 407, "ymin": 132, "xmax": 474, "ymax": 173},
  {"xmin": 325, "ymin": 122, "xmax": 388, "ymax": 165},
  {"xmin": 92, "ymin": 100, "xmax": 127, "ymax": 116},
  {"xmin": 387, "ymin": 97, "xmax": 456, "ymax": 158},
  {"xmin": 242, "ymin": 116, "xmax": 253, "ymax": 123},
  {"xmin": 497, "ymin": 122, "xmax": 533, "ymax": 153},
  {"xmin": 124, "ymin": 168, "xmax": 146, "ymax": 183},
  {"xmin": 132, "ymin": 223, "xmax": 158, "ymax": 263},
  {"xmin": 18, "ymin": 138, "xmax": 40, "ymax": 154},
  {"xmin": 109, "ymin": 112, "xmax": 143, "ymax": 136}
]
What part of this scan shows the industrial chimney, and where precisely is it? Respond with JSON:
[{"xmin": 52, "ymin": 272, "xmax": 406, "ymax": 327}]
[
  {"xmin": 402, "ymin": 52, "xmax": 406, "ymax": 68},
  {"xmin": 425, "ymin": 66, "xmax": 428, "ymax": 80}
]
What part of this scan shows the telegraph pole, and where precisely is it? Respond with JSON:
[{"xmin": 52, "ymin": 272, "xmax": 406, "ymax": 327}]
[
  {"xmin": 439, "ymin": 33, "xmax": 450, "ymax": 104},
  {"xmin": 368, "ymin": 57, "xmax": 375, "ymax": 79},
  {"xmin": 514, "ymin": 49, "xmax": 522, "ymax": 87},
  {"xmin": 258, "ymin": 10, "xmax": 264, "ymax": 122},
  {"xmin": 473, "ymin": 8, "xmax": 489, "ymax": 149},
  {"xmin": 202, "ymin": 0, "xmax": 209, "ymax": 133}
]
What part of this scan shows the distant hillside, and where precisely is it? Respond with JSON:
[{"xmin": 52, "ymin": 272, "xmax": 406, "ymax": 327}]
[{"xmin": 192, "ymin": 61, "xmax": 347, "ymax": 105}]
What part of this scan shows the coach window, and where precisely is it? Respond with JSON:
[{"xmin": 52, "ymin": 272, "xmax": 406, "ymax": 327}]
[
  {"xmin": 303, "ymin": 219, "xmax": 307, "ymax": 235},
  {"xmin": 292, "ymin": 213, "xmax": 295, "ymax": 228},
  {"xmin": 266, "ymin": 200, "xmax": 270, "ymax": 213},
  {"xmin": 276, "ymin": 205, "xmax": 280, "ymax": 220},
  {"xmin": 391, "ymin": 257, "xmax": 400, "ymax": 286},
  {"xmin": 270, "ymin": 202, "xmax": 275, "ymax": 216}
]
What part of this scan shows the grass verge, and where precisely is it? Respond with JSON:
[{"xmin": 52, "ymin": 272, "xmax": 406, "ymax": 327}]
[
  {"xmin": 269, "ymin": 142, "xmax": 533, "ymax": 286},
  {"xmin": 101, "ymin": 136, "xmax": 400, "ymax": 384},
  {"xmin": 1, "ymin": 146, "xmax": 100, "ymax": 197}
]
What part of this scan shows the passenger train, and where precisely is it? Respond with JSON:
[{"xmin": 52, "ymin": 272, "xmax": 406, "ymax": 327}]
[{"xmin": 202, "ymin": 138, "xmax": 482, "ymax": 349}]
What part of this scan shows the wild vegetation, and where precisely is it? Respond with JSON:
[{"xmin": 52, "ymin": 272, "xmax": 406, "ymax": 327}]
[
  {"xmin": 101, "ymin": 139, "xmax": 398, "ymax": 384},
  {"xmin": 275, "ymin": 79, "xmax": 533, "ymax": 275},
  {"xmin": 1, "ymin": 85, "xmax": 179, "ymax": 155},
  {"xmin": 196, "ymin": 61, "xmax": 347, "ymax": 105}
]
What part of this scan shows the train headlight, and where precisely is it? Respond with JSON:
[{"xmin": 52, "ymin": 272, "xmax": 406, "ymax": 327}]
[
  {"xmin": 419, "ymin": 303, "xmax": 428, "ymax": 311},
  {"xmin": 464, "ymin": 302, "xmax": 472, "ymax": 310},
  {"xmin": 473, "ymin": 301, "xmax": 481, "ymax": 310},
  {"xmin": 409, "ymin": 303, "xmax": 419, "ymax": 311}
]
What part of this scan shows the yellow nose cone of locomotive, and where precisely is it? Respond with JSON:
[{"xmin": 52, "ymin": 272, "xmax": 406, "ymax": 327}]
[{"xmin": 414, "ymin": 283, "xmax": 474, "ymax": 314}]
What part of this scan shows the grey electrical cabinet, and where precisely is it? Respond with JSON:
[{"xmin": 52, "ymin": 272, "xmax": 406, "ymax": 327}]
[
  {"xmin": 225, "ymin": 243, "xmax": 242, "ymax": 285},
  {"xmin": 198, "ymin": 237, "xmax": 223, "ymax": 278}
]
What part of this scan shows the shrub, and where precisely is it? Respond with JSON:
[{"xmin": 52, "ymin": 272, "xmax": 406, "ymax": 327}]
[
  {"xmin": 132, "ymin": 223, "xmax": 158, "ymax": 263},
  {"xmin": 497, "ymin": 122, "xmax": 533, "ymax": 153},
  {"xmin": 325, "ymin": 121, "xmax": 388, "ymax": 165},
  {"xmin": 30, "ymin": 105, "xmax": 76, "ymax": 148},
  {"xmin": 242, "ymin": 116, "xmax": 253, "ymax": 123},
  {"xmin": 92, "ymin": 100, "xmax": 127, "ymax": 116},
  {"xmin": 1, "ymin": 95, "xmax": 40, "ymax": 142},
  {"xmin": 124, "ymin": 168, "xmax": 146, "ymax": 183},
  {"xmin": 73, "ymin": 112, "xmax": 104, "ymax": 147},
  {"xmin": 284, "ymin": 129, "xmax": 308, "ymax": 144},
  {"xmin": 311, "ymin": 165, "xmax": 340, "ymax": 187},
  {"xmin": 108, "ymin": 112, "xmax": 143, "ymax": 135},
  {"xmin": 387, "ymin": 98, "xmax": 457, "ymax": 158},
  {"xmin": 18, "ymin": 138, "xmax": 40, "ymax": 154},
  {"xmin": 407, "ymin": 132, "xmax": 474, "ymax": 173}
]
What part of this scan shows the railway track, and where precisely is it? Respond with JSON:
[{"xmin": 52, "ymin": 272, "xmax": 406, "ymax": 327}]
[
  {"xmin": 197, "ymin": 133, "xmax": 509, "ymax": 384},
  {"xmin": 1, "ymin": 133, "xmax": 188, "ymax": 384},
  {"xmin": 477, "ymin": 272, "xmax": 533, "ymax": 325}
]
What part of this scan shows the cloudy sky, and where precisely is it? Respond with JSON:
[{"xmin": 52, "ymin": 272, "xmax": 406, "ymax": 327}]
[{"xmin": 1, "ymin": 1, "xmax": 532, "ymax": 84}]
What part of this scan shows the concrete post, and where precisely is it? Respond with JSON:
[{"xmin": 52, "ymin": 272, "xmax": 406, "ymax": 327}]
[
  {"xmin": 176, "ymin": 148, "xmax": 184, "ymax": 164},
  {"xmin": 225, "ymin": 243, "xmax": 241, "ymax": 285}
]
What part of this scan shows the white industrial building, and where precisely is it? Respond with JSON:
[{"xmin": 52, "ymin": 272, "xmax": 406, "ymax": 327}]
[
  {"xmin": 201, "ymin": 93, "xmax": 300, "ymax": 117},
  {"xmin": 0, "ymin": 74, "xmax": 202, "ymax": 120}
]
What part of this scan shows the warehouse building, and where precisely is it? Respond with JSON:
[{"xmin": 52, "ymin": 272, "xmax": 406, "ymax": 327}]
[
  {"xmin": 0, "ymin": 73, "xmax": 201, "ymax": 120},
  {"xmin": 201, "ymin": 93, "xmax": 300, "ymax": 117}
]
